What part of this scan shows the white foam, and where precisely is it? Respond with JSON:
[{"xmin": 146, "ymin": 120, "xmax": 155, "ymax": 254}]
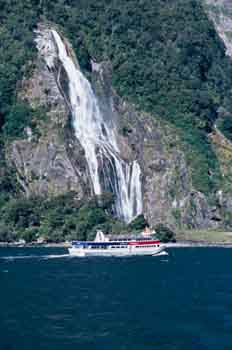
[
  {"xmin": 36, "ymin": 28, "xmax": 143, "ymax": 223},
  {"xmin": 1, "ymin": 254, "xmax": 70, "ymax": 261}
]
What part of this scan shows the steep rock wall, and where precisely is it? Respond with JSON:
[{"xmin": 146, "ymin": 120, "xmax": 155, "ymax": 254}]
[
  {"xmin": 204, "ymin": 0, "xmax": 232, "ymax": 226},
  {"xmin": 6, "ymin": 24, "xmax": 223, "ymax": 229},
  {"xmin": 92, "ymin": 57, "xmax": 221, "ymax": 229},
  {"xmin": 7, "ymin": 26, "xmax": 90, "ymax": 199}
]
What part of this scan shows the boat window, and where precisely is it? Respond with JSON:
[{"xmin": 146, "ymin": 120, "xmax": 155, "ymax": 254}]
[{"xmin": 135, "ymin": 245, "xmax": 159, "ymax": 248}]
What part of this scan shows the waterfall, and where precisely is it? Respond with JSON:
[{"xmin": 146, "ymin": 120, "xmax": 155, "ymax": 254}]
[{"xmin": 36, "ymin": 28, "xmax": 143, "ymax": 222}]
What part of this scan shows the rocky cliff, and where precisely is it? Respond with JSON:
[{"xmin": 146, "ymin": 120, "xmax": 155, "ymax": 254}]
[
  {"xmin": 204, "ymin": 0, "xmax": 232, "ymax": 226},
  {"xmin": 4, "ymin": 22, "xmax": 227, "ymax": 230},
  {"xmin": 7, "ymin": 26, "xmax": 89, "ymax": 200}
]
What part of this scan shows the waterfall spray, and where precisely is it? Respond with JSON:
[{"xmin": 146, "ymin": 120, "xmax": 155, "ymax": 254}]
[{"xmin": 36, "ymin": 28, "xmax": 143, "ymax": 222}]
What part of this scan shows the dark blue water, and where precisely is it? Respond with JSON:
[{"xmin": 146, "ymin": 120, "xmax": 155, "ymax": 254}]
[{"xmin": 0, "ymin": 247, "xmax": 232, "ymax": 350}]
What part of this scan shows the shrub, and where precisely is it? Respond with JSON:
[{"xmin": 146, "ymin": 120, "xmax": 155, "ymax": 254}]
[
  {"xmin": 19, "ymin": 227, "xmax": 38, "ymax": 243},
  {"xmin": 219, "ymin": 118, "xmax": 232, "ymax": 141},
  {"xmin": 0, "ymin": 193, "xmax": 120, "ymax": 242},
  {"xmin": 128, "ymin": 214, "xmax": 148, "ymax": 232},
  {"xmin": 154, "ymin": 224, "xmax": 176, "ymax": 243},
  {"xmin": 1, "ymin": 0, "xmax": 231, "ymax": 194},
  {"xmin": 0, "ymin": 222, "xmax": 15, "ymax": 242}
]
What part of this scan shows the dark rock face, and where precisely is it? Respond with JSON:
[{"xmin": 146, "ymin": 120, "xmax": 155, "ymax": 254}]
[
  {"xmin": 6, "ymin": 25, "xmax": 226, "ymax": 229},
  {"xmin": 205, "ymin": 0, "xmax": 232, "ymax": 57},
  {"xmin": 92, "ymin": 61, "xmax": 221, "ymax": 229},
  {"xmin": 8, "ymin": 35, "xmax": 89, "ymax": 199},
  {"xmin": 204, "ymin": 0, "xmax": 232, "ymax": 228},
  {"xmin": 182, "ymin": 191, "xmax": 222, "ymax": 229}
]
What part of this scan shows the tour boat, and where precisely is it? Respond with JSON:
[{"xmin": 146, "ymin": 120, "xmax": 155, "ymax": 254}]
[{"xmin": 68, "ymin": 229, "xmax": 166, "ymax": 257}]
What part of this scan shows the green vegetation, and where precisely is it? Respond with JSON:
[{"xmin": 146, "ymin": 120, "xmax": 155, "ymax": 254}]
[
  {"xmin": 43, "ymin": 0, "xmax": 232, "ymax": 193},
  {"xmin": 218, "ymin": 118, "xmax": 232, "ymax": 142},
  {"xmin": 155, "ymin": 224, "xmax": 176, "ymax": 243},
  {"xmin": 1, "ymin": 0, "xmax": 232, "ymax": 240},
  {"xmin": 176, "ymin": 228, "xmax": 232, "ymax": 243},
  {"xmin": 0, "ymin": 192, "xmax": 169, "ymax": 243},
  {"xmin": 0, "ymin": 188, "xmax": 178, "ymax": 242},
  {"xmin": 2, "ymin": 102, "xmax": 45, "ymax": 139},
  {"xmin": 0, "ymin": 142, "xmax": 20, "ymax": 208},
  {"xmin": 0, "ymin": 0, "xmax": 37, "ymax": 137},
  {"xmin": 0, "ymin": 193, "xmax": 113, "ymax": 242},
  {"xmin": 1, "ymin": 0, "xmax": 232, "ymax": 193},
  {"xmin": 127, "ymin": 214, "xmax": 148, "ymax": 232}
]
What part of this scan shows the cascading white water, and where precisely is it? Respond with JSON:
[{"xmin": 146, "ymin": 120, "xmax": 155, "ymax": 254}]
[{"xmin": 36, "ymin": 28, "xmax": 143, "ymax": 222}]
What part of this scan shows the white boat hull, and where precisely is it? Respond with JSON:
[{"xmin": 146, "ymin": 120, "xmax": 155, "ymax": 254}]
[{"xmin": 68, "ymin": 245, "xmax": 165, "ymax": 257}]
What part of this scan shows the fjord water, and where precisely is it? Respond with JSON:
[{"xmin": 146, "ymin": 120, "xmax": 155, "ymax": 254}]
[{"xmin": 1, "ymin": 248, "xmax": 232, "ymax": 350}]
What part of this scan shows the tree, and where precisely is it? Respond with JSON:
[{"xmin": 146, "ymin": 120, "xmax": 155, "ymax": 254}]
[
  {"xmin": 128, "ymin": 214, "xmax": 148, "ymax": 231},
  {"xmin": 0, "ymin": 222, "xmax": 15, "ymax": 242},
  {"xmin": 154, "ymin": 224, "xmax": 176, "ymax": 243},
  {"xmin": 3, "ymin": 103, "xmax": 34, "ymax": 139}
]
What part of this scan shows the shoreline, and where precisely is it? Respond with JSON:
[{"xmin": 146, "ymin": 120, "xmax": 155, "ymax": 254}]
[
  {"xmin": 1, "ymin": 241, "xmax": 232, "ymax": 248},
  {"xmin": 0, "ymin": 242, "xmax": 71, "ymax": 248},
  {"xmin": 165, "ymin": 241, "xmax": 232, "ymax": 248}
]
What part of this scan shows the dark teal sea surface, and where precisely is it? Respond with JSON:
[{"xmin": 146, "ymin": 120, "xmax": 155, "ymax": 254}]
[{"xmin": 0, "ymin": 247, "xmax": 232, "ymax": 350}]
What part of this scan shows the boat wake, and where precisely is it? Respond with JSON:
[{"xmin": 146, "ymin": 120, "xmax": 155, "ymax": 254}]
[
  {"xmin": 0, "ymin": 254, "xmax": 70, "ymax": 261},
  {"xmin": 0, "ymin": 249, "xmax": 168, "ymax": 261},
  {"xmin": 152, "ymin": 251, "xmax": 169, "ymax": 257}
]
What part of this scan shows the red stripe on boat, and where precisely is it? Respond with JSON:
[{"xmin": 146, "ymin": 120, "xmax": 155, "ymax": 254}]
[{"xmin": 129, "ymin": 240, "xmax": 160, "ymax": 246}]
